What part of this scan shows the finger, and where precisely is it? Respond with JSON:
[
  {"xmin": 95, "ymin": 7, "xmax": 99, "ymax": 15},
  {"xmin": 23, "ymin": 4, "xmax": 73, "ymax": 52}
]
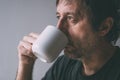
[
  {"xmin": 23, "ymin": 36, "xmax": 36, "ymax": 44},
  {"xmin": 18, "ymin": 45, "xmax": 29, "ymax": 55},
  {"xmin": 18, "ymin": 42, "xmax": 36, "ymax": 58},
  {"xmin": 19, "ymin": 46, "xmax": 36, "ymax": 59},
  {"xmin": 29, "ymin": 32, "xmax": 39, "ymax": 38},
  {"xmin": 19, "ymin": 40, "xmax": 32, "ymax": 51}
]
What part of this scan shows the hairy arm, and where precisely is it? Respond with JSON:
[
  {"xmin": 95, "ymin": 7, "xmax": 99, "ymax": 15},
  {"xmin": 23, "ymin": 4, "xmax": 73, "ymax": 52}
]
[
  {"xmin": 16, "ymin": 62, "xmax": 35, "ymax": 80},
  {"xmin": 16, "ymin": 33, "xmax": 39, "ymax": 80}
]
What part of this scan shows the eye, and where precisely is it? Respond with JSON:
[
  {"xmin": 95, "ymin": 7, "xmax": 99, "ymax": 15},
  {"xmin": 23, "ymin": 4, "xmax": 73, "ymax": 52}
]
[
  {"xmin": 67, "ymin": 15, "xmax": 74, "ymax": 20},
  {"xmin": 67, "ymin": 15, "xmax": 78, "ymax": 24},
  {"xmin": 56, "ymin": 15, "xmax": 60, "ymax": 19}
]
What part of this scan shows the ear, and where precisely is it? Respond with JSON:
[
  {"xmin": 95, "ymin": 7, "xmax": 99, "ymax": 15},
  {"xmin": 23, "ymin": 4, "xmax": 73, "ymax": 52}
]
[{"xmin": 98, "ymin": 17, "xmax": 114, "ymax": 36}]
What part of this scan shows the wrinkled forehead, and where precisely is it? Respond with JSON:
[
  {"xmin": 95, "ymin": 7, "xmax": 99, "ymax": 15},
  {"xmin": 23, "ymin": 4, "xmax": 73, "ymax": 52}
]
[
  {"xmin": 57, "ymin": 0, "xmax": 81, "ymax": 6},
  {"xmin": 59, "ymin": 0, "xmax": 75, "ymax": 4},
  {"xmin": 56, "ymin": 0, "xmax": 87, "ymax": 16},
  {"xmin": 57, "ymin": 0, "xmax": 85, "ymax": 11}
]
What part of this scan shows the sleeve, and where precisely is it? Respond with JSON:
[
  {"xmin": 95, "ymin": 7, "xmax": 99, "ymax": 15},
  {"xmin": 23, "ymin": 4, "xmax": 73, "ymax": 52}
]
[{"xmin": 41, "ymin": 55, "xmax": 65, "ymax": 80}]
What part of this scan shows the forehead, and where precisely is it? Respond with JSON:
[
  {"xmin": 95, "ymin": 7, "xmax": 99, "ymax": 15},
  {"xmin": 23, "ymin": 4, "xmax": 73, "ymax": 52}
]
[
  {"xmin": 57, "ymin": 0, "xmax": 79, "ymax": 5},
  {"xmin": 57, "ymin": 0, "xmax": 78, "ymax": 14}
]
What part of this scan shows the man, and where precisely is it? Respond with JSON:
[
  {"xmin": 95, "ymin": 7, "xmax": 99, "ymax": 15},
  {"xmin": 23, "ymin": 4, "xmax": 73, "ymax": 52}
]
[{"xmin": 16, "ymin": 0, "xmax": 120, "ymax": 80}]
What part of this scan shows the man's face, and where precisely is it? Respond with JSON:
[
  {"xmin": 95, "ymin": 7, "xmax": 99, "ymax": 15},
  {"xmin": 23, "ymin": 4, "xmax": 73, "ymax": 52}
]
[{"xmin": 56, "ymin": 1, "xmax": 99, "ymax": 59}]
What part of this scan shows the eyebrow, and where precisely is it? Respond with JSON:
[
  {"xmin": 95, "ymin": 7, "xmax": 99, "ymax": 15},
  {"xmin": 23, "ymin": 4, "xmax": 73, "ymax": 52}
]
[
  {"xmin": 56, "ymin": 12, "xmax": 76, "ymax": 15},
  {"xmin": 56, "ymin": 12, "xmax": 59, "ymax": 15}
]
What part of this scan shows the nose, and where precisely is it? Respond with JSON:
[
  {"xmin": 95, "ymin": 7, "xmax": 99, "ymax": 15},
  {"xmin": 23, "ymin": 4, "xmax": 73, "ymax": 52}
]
[{"xmin": 57, "ymin": 17, "xmax": 68, "ymax": 34}]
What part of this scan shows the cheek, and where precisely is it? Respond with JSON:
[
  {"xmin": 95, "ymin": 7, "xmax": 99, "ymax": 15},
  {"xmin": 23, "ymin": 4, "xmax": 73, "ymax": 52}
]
[
  {"xmin": 69, "ymin": 26, "xmax": 96, "ymax": 49},
  {"xmin": 69, "ymin": 26, "xmax": 89, "ymax": 41}
]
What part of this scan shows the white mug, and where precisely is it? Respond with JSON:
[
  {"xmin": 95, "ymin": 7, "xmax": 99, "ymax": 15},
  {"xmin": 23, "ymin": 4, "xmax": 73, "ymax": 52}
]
[{"xmin": 32, "ymin": 25, "xmax": 68, "ymax": 63}]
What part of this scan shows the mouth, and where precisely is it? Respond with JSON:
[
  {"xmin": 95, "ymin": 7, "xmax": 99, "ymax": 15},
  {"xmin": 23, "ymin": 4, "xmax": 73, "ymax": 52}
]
[
  {"xmin": 64, "ymin": 45, "xmax": 77, "ymax": 59},
  {"xmin": 65, "ymin": 34, "xmax": 75, "ymax": 49},
  {"xmin": 64, "ymin": 40, "xmax": 76, "ymax": 54},
  {"xmin": 64, "ymin": 43, "xmax": 82, "ymax": 59},
  {"xmin": 64, "ymin": 37, "xmax": 81, "ymax": 58},
  {"xmin": 64, "ymin": 33, "xmax": 76, "ymax": 53},
  {"xmin": 65, "ymin": 44, "xmax": 75, "ymax": 51}
]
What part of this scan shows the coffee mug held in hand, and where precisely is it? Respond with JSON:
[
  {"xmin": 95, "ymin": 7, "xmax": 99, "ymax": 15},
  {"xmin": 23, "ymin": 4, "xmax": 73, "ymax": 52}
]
[{"xmin": 32, "ymin": 25, "xmax": 68, "ymax": 63}]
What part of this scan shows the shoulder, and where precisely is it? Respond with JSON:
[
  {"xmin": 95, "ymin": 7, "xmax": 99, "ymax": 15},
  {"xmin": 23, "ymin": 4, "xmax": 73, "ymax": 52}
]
[
  {"xmin": 42, "ymin": 55, "xmax": 81, "ymax": 80},
  {"xmin": 53, "ymin": 55, "xmax": 78, "ymax": 70},
  {"xmin": 113, "ymin": 46, "xmax": 120, "ymax": 61}
]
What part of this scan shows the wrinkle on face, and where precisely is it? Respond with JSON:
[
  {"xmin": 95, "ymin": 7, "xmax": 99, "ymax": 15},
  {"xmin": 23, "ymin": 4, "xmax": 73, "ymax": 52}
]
[{"xmin": 56, "ymin": 0, "xmax": 99, "ymax": 59}]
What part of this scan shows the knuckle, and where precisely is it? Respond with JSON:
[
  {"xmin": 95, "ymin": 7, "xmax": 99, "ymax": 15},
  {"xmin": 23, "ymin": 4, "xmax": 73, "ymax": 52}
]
[
  {"xmin": 27, "ymin": 46, "xmax": 32, "ymax": 52},
  {"xmin": 17, "ymin": 41, "xmax": 23, "ymax": 48},
  {"xmin": 29, "ymin": 32, "xmax": 39, "ymax": 38},
  {"xmin": 23, "ymin": 36, "xmax": 27, "ymax": 40},
  {"xmin": 19, "ymin": 41, "xmax": 24, "ymax": 46},
  {"xmin": 29, "ymin": 32, "xmax": 34, "ymax": 36}
]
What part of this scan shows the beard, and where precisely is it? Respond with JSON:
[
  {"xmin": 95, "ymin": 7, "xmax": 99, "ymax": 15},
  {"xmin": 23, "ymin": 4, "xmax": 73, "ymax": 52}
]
[
  {"xmin": 64, "ymin": 39, "xmax": 83, "ymax": 59},
  {"xmin": 63, "ymin": 37, "xmax": 97, "ymax": 60},
  {"xmin": 63, "ymin": 31, "xmax": 98, "ymax": 60},
  {"xmin": 63, "ymin": 33, "xmax": 83, "ymax": 59}
]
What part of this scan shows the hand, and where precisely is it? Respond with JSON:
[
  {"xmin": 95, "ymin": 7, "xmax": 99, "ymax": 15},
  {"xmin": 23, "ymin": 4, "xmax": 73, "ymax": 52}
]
[{"xmin": 17, "ymin": 32, "xmax": 39, "ymax": 65}]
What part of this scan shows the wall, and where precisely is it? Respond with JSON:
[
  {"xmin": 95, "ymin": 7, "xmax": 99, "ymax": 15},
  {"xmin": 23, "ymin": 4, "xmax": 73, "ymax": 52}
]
[
  {"xmin": 0, "ymin": 0, "xmax": 120, "ymax": 80},
  {"xmin": 0, "ymin": 0, "xmax": 57, "ymax": 80}
]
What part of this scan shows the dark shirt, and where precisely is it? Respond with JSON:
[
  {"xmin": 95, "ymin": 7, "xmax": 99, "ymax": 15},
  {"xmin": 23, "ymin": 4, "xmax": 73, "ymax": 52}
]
[{"xmin": 42, "ymin": 47, "xmax": 120, "ymax": 80}]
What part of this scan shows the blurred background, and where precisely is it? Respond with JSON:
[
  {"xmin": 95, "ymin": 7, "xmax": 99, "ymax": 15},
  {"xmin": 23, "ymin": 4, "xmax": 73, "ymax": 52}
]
[
  {"xmin": 0, "ymin": 0, "xmax": 120, "ymax": 80},
  {"xmin": 0, "ymin": 0, "xmax": 57, "ymax": 80}
]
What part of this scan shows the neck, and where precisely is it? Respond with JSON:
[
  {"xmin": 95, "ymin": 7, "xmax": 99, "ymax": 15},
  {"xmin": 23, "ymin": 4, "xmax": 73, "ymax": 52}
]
[{"xmin": 80, "ymin": 42, "xmax": 116, "ymax": 76}]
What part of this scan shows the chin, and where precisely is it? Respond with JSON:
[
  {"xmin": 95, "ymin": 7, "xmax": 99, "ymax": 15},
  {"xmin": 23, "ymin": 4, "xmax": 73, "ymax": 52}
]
[
  {"xmin": 64, "ymin": 42, "xmax": 82, "ymax": 59},
  {"xmin": 64, "ymin": 48, "xmax": 82, "ymax": 59}
]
